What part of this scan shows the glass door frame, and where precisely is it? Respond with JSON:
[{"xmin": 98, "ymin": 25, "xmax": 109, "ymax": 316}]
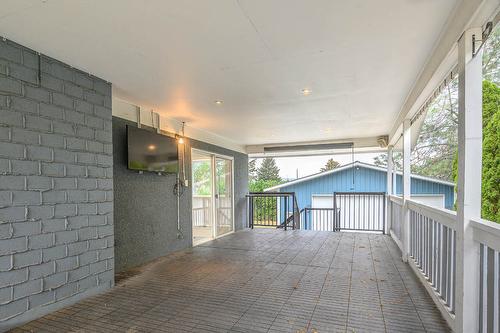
[{"xmin": 191, "ymin": 148, "xmax": 235, "ymax": 245}]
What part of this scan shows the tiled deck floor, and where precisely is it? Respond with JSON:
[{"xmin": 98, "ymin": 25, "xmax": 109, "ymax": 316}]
[{"xmin": 11, "ymin": 229, "xmax": 451, "ymax": 333}]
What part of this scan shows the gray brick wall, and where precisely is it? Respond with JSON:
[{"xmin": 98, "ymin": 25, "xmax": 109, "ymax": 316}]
[{"xmin": 0, "ymin": 39, "xmax": 113, "ymax": 327}]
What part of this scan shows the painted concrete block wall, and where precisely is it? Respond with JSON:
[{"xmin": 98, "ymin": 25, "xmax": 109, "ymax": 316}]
[
  {"xmin": 0, "ymin": 39, "xmax": 113, "ymax": 329},
  {"xmin": 113, "ymin": 117, "xmax": 248, "ymax": 272}
]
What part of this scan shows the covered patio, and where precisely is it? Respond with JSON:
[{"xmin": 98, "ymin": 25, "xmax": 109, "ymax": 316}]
[
  {"xmin": 0, "ymin": 1, "xmax": 499, "ymax": 332},
  {"xmin": 10, "ymin": 229, "xmax": 449, "ymax": 333}
]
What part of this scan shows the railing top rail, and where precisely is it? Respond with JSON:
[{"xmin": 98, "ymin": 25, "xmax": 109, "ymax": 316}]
[
  {"xmin": 388, "ymin": 194, "xmax": 403, "ymax": 205},
  {"xmin": 247, "ymin": 191, "xmax": 295, "ymax": 197},
  {"xmin": 471, "ymin": 217, "xmax": 500, "ymax": 251},
  {"xmin": 406, "ymin": 199, "xmax": 456, "ymax": 229},
  {"xmin": 334, "ymin": 191, "xmax": 386, "ymax": 195}
]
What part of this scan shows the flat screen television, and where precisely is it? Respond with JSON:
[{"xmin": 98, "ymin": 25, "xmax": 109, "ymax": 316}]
[{"xmin": 127, "ymin": 125, "xmax": 179, "ymax": 173}]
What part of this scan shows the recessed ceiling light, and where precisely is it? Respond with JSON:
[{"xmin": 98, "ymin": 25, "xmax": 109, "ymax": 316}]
[
  {"xmin": 301, "ymin": 88, "xmax": 312, "ymax": 96},
  {"xmin": 214, "ymin": 100, "xmax": 223, "ymax": 105}
]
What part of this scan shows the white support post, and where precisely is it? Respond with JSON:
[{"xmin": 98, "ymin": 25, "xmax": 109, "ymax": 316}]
[
  {"xmin": 402, "ymin": 119, "xmax": 411, "ymax": 262},
  {"xmin": 386, "ymin": 145, "xmax": 394, "ymax": 234},
  {"xmin": 392, "ymin": 165, "xmax": 397, "ymax": 195},
  {"xmin": 455, "ymin": 28, "xmax": 482, "ymax": 333},
  {"xmin": 387, "ymin": 145, "xmax": 394, "ymax": 196}
]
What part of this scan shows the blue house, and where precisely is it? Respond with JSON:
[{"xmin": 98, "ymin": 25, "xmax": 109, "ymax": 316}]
[{"xmin": 265, "ymin": 161, "xmax": 455, "ymax": 210}]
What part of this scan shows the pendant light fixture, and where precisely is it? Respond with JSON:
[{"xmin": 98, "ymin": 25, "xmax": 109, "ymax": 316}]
[{"xmin": 177, "ymin": 122, "xmax": 185, "ymax": 144}]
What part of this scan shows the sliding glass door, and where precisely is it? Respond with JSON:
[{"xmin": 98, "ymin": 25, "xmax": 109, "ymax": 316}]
[
  {"xmin": 192, "ymin": 150, "xmax": 214, "ymax": 245},
  {"xmin": 192, "ymin": 149, "xmax": 233, "ymax": 245},
  {"xmin": 215, "ymin": 157, "xmax": 233, "ymax": 237}
]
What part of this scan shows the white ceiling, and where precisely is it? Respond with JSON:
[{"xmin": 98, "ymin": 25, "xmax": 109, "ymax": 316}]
[{"xmin": 0, "ymin": 0, "xmax": 459, "ymax": 148}]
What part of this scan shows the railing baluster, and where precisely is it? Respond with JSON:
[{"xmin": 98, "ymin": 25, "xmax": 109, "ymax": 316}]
[
  {"xmin": 487, "ymin": 247, "xmax": 495, "ymax": 331},
  {"xmin": 347, "ymin": 193, "xmax": 349, "ymax": 230},
  {"xmin": 360, "ymin": 194, "xmax": 364, "ymax": 229},
  {"xmin": 377, "ymin": 195, "xmax": 380, "ymax": 231},
  {"xmin": 449, "ymin": 228, "xmax": 453, "ymax": 309},
  {"xmin": 427, "ymin": 217, "xmax": 431, "ymax": 276},
  {"xmin": 443, "ymin": 226, "xmax": 449, "ymax": 304},
  {"xmin": 433, "ymin": 222, "xmax": 441, "ymax": 288},
  {"xmin": 426, "ymin": 216, "xmax": 429, "ymax": 273},
  {"xmin": 479, "ymin": 244, "xmax": 485, "ymax": 333},
  {"xmin": 428, "ymin": 217, "xmax": 432, "ymax": 280},
  {"xmin": 417, "ymin": 213, "xmax": 420, "ymax": 267},
  {"xmin": 433, "ymin": 220, "xmax": 437, "ymax": 287},
  {"xmin": 426, "ymin": 216, "xmax": 429, "ymax": 275},
  {"xmin": 451, "ymin": 230, "xmax": 456, "ymax": 313},
  {"xmin": 366, "ymin": 194, "xmax": 370, "ymax": 230},
  {"xmin": 250, "ymin": 196, "xmax": 254, "ymax": 228},
  {"xmin": 412, "ymin": 211, "xmax": 416, "ymax": 258},
  {"xmin": 410, "ymin": 211, "xmax": 413, "ymax": 257},
  {"xmin": 437, "ymin": 223, "xmax": 441, "ymax": 292},
  {"xmin": 420, "ymin": 214, "xmax": 424, "ymax": 268},
  {"xmin": 496, "ymin": 252, "xmax": 500, "ymax": 333},
  {"xmin": 429, "ymin": 219, "xmax": 433, "ymax": 284}
]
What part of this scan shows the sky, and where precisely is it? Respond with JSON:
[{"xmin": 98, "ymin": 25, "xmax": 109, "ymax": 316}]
[{"xmin": 252, "ymin": 152, "xmax": 382, "ymax": 180}]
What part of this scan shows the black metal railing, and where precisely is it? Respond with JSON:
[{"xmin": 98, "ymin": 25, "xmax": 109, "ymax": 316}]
[
  {"xmin": 247, "ymin": 191, "xmax": 385, "ymax": 233},
  {"xmin": 278, "ymin": 194, "xmax": 300, "ymax": 230},
  {"xmin": 299, "ymin": 192, "xmax": 385, "ymax": 233},
  {"xmin": 246, "ymin": 192, "xmax": 300, "ymax": 230},
  {"xmin": 334, "ymin": 192, "xmax": 386, "ymax": 233},
  {"xmin": 300, "ymin": 207, "xmax": 340, "ymax": 231}
]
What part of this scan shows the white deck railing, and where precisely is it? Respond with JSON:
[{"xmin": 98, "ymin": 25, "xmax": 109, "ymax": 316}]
[
  {"xmin": 389, "ymin": 196, "xmax": 500, "ymax": 332},
  {"xmin": 472, "ymin": 218, "xmax": 500, "ymax": 333},
  {"xmin": 407, "ymin": 199, "xmax": 457, "ymax": 327},
  {"xmin": 193, "ymin": 195, "xmax": 211, "ymax": 227},
  {"xmin": 388, "ymin": 195, "xmax": 404, "ymax": 251}
]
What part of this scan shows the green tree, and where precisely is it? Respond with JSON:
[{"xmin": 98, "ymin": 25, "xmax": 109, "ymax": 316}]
[
  {"xmin": 411, "ymin": 79, "xmax": 458, "ymax": 181},
  {"xmin": 482, "ymin": 109, "xmax": 500, "ymax": 222},
  {"xmin": 373, "ymin": 152, "xmax": 403, "ymax": 170},
  {"xmin": 248, "ymin": 160, "xmax": 283, "ymax": 223},
  {"xmin": 193, "ymin": 159, "xmax": 231, "ymax": 196},
  {"xmin": 483, "ymin": 27, "xmax": 500, "ymax": 85},
  {"xmin": 373, "ymin": 79, "xmax": 458, "ymax": 181},
  {"xmin": 248, "ymin": 159, "xmax": 257, "ymax": 181},
  {"xmin": 249, "ymin": 179, "xmax": 282, "ymax": 192},
  {"xmin": 320, "ymin": 159, "xmax": 340, "ymax": 172},
  {"xmin": 192, "ymin": 161, "xmax": 211, "ymax": 195},
  {"xmin": 257, "ymin": 158, "xmax": 281, "ymax": 182},
  {"xmin": 216, "ymin": 160, "xmax": 228, "ymax": 194}
]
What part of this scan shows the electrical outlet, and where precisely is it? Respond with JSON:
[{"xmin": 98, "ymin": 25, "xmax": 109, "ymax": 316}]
[{"xmin": 183, "ymin": 179, "xmax": 189, "ymax": 187}]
